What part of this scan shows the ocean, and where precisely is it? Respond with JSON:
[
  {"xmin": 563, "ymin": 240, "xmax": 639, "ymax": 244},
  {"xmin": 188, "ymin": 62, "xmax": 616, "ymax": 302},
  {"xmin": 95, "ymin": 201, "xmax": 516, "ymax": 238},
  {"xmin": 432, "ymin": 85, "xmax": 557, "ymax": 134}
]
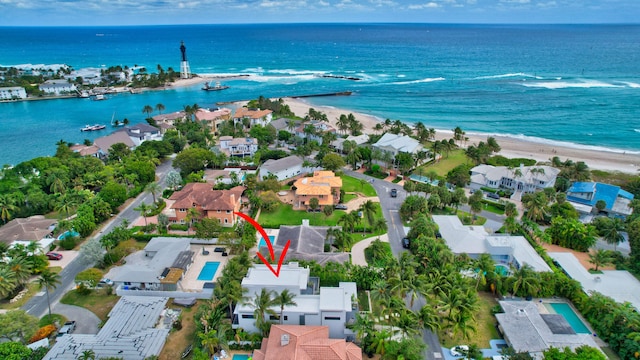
[{"xmin": 1, "ymin": 24, "xmax": 639, "ymax": 166}]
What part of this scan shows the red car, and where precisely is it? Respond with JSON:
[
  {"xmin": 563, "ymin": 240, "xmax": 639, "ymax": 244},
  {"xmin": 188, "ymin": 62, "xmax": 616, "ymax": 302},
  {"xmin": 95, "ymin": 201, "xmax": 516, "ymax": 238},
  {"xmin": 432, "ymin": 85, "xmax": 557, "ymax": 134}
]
[{"xmin": 46, "ymin": 252, "xmax": 63, "ymax": 260}]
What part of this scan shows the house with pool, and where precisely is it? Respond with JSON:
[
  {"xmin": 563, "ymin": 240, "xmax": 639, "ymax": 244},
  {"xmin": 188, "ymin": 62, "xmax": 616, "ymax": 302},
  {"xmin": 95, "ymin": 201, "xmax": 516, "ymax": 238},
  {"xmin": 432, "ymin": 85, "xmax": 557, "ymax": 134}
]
[
  {"xmin": 166, "ymin": 183, "xmax": 245, "ymax": 227},
  {"xmin": 432, "ymin": 215, "xmax": 551, "ymax": 273},
  {"xmin": 233, "ymin": 262, "xmax": 358, "ymax": 340}
]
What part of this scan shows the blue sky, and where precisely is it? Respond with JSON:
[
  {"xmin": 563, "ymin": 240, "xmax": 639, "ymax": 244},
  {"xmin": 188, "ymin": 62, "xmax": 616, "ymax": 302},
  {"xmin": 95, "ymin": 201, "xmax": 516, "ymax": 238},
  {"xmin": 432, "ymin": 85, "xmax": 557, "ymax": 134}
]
[{"xmin": 0, "ymin": 0, "xmax": 637, "ymax": 26}]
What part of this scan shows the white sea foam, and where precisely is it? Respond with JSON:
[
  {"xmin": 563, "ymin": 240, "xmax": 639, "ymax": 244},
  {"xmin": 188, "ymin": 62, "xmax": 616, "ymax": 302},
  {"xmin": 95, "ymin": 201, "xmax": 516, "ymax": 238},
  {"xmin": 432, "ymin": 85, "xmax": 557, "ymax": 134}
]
[
  {"xmin": 519, "ymin": 79, "xmax": 623, "ymax": 89},
  {"xmin": 634, "ymin": 129, "xmax": 640, "ymax": 133},
  {"xmin": 391, "ymin": 77, "xmax": 445, "ymax": 85},
  {"xmin": 268, "ymin": 69, "xmax": 327, "ymax": 75},
  {"xmin": 619, "ymin": 81, "xmax": 640, "ymax": 88},
  {"xmin": 1, "ymin": 63, "xmax": 68, "ymax": 70},
  {"xmin": 474, "ymin": 73, "xmax": 543, "ymax": 80}
]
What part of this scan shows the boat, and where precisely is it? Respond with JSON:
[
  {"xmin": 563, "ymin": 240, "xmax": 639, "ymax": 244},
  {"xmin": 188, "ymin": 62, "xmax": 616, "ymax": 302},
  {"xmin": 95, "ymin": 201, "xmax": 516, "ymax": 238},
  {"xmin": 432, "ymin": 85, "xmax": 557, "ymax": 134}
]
[
  {"xmin": 93, "ymin": 94, "xmax": 107, "ymax": 101},
  {"xmin": 80, "ymin": 124, "xmax": 106, "ymax": 132},
  {"xmin": 78, "ymin": 91, "xmax": 90, "ymax": 98},
  {"xmin": 202, "ymin": 81, "xmax": 229, "ymax": 91},
  {"xmin": 110, "ymin": 112, "xmax": 124, "ymax": 127}
]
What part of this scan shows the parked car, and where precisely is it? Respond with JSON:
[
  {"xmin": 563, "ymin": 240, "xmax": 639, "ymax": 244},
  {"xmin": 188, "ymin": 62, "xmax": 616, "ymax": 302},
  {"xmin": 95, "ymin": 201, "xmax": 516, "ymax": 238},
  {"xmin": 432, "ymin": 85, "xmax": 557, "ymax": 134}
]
[
  {"xmin": 57, "ymin": 321, "xmax": 76, "ymax": 337},
  {"xmin": 98, "ymin": 278, "xmax": 114, "ymax": 287},
  {"xmin": 390, "ymin": 189, "xmax": 397, "ymax": 197},
  {"xmin": 46, "ymin": 252, "xmax": 63, "ymax": 260},
  {"xmin": 486, "ymin": 192, "xmax": 500, "ymax": 200},
  {"xmin": 402, "ymin": 237, "xmax": 410, "ymax": 249},
  {"xmin": 450, "ymin": 345, "xmax": 469, "ymax": 356},
  {"xmin": 334, "ymin": 204, "xmax": 348, "ymax": 210}
]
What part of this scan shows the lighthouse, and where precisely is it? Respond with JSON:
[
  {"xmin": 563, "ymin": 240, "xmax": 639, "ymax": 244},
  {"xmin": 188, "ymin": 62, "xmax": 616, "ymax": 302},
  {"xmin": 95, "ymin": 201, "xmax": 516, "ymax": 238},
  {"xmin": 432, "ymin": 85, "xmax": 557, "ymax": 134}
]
[{"xmin": 179, "ymin": 41, "xmax": 191, "ymax": 79}]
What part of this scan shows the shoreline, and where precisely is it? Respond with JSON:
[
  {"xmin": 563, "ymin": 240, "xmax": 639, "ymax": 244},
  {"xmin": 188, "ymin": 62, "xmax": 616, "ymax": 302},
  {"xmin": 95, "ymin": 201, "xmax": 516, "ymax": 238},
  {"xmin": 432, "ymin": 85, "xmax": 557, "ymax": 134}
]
[{"xmin": 276, "ymin": 97, "xmax": 640, "ymax": 175}]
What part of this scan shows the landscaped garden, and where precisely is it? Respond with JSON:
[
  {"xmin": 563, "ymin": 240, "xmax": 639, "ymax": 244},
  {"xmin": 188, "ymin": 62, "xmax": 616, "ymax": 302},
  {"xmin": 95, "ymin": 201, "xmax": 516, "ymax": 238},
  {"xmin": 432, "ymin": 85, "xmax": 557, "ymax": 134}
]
[
  {"xmin": 340, "ymin": 174, "xmax": 377, "ymax": 197},
  {"xmin": 258, "ymin": 203, "xmax": 345, "ymax": 228},
  {"xmin": 415, "ymin": 149, "xmax": 471, "ymax": 178},
  {"xmin": 60, "ymin": 288, "xmax": 120, "ymax": 321}
]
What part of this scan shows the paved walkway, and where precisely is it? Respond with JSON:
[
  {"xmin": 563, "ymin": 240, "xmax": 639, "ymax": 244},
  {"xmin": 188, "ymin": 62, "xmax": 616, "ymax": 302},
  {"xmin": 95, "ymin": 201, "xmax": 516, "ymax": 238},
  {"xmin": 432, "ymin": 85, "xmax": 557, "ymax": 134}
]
[
  {"xmin": 351, "ymin": 234, "xmax": 388, "ymax": 266},
  {"xmin": 52, "ymin": 303, "xmax": 101, "ymax": 334},
  {"xmin": 343, "ymin": 195, "xmax": 379, "ymax": 212}
]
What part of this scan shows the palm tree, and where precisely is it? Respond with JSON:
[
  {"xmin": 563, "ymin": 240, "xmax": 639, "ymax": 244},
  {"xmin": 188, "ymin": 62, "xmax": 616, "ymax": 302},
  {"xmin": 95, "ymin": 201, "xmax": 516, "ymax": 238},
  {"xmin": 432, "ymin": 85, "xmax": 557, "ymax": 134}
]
[
  {"xmin": 142, "ymin": 104, "xmax": 154, "ymax": 118},
  {"xmin": 78, "ymin": 349, "xmax": 96, "ymax": 360},
  {"xmin": 199, "ymin": 325, "xmax": 230, "ymax": 356},
  {"xmin": 418, "ymin": 304, "xmax": 440, "ymax": 332},
  {"xmin": 359, "ymin": 200, "xmax": 377, "ymax": 233},
  {"xmin": 522, "ymin": 191, "xmax": 549, "ymax": 222},
  {"xmin": 474, "ymin": 253, "xmax": 495, "ymax": 290},
  {"xmin": 510, "ymin": 264, "xmax": 539, "ymax": 297},
  {"xmin": 0, "ymin": 266, "xmax": 17, "ymax": 299},
  {"xmin": 273, "ymin": 289, "xmax": 297, "ymax": 324},
  {"xmin": 215, "ymin": 278, "xmax": 243, "ymax": 318},
  {"xmin": 9, "ymin": 256, "xmax": 32, "ymax": 286},
  {"xmin": 134, "ymin": 202, "xmax": 152, "ymax": 227},
  {"xmin": 38, "ymin": 269, "xmax": 61, "ymax": 319},
  {"xmin": 243, "ymin": 288, "xmax": 276, "ymax": 336},
  {"xmin": 185, "ymin": 207, "xmax": 201, "ymax": 234},
  {"xmin": 600, "ymin": 217, "xmax": 625, "ymax": 251},
  {"xmin": 350, "ymin": 312, "xmax": 374, "ymax": 345},
  {"xmin": 145, "ymin": 181, "xmax": 162, "ymax": 204},
  {"xmin": 394, "ymin": 309, "xmax": 421, "ymax": 338},
  {"xmin": 155, "ymin": 103, "xmax": 165, "ymax": 114},
  {"xmin": 588, "ymin": 249, "xmax": 613, "ymax": 272},
  {"xmin": 0, "ymin": 194, "xmax": 17, "ymax": 224}
]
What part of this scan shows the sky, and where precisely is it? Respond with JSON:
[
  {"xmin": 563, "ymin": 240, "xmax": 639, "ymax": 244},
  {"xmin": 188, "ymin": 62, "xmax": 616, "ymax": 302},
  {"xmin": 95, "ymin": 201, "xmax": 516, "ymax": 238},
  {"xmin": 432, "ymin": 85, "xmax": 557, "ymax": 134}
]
[{"xmin": 0, "ymin": 0, "xmax": 638, "ymax": 26}]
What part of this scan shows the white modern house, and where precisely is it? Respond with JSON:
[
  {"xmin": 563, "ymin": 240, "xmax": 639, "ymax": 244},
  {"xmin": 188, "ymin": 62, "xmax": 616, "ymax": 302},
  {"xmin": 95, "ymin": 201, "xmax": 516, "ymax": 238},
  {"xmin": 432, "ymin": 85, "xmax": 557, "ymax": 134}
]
[
  {"xmin": 469, "ymin": 164, "xmax": 560, "ymax": 194},
  {"xmin": 432, "ymin": 215, "xmax": 551, "ymax": 273},
  {"xmin": 0, "ymin": 86, "xmax": 27, "ymax": 100},
  {"xmin": 259, "ymin": 155, "xmax": 304, "ymax": 181},
  {"xmin": 38, "ymin": 79, "xmax": 77, "ymax": 95},
  {"xmin": 295, "ymin": 121, "xmax": 337, "ymax": 145},
  {"xmin": 218, "ymin": 136, "xmax": 259, "ymax": 157},
  {"xmin": 331, "ymin": 134, "xmax": 370, "ymax": 153},
  {"xmin": 233, "ymin": 263, "xmax": 358, "ymax": 339},
  {"xmin": 372, "ymin": 132, "xmax": 423, "ymax": 156},
  {"xmin": 119, "ymin": 123, "xmax": 163, "ymax": 146}
]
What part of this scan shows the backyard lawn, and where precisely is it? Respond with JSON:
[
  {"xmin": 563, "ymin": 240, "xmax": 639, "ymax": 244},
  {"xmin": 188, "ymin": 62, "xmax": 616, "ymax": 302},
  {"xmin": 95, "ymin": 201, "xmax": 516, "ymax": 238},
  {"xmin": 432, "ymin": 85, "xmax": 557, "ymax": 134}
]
[
  {"xmin": 340, "ymin": 175, "xmax": 377, "ymax": 197},
  {"xmin": 439, "ymin": 291, "xmax": 500, "ymax": 349},
  {"xmin": 60, "ymin": 288, "xmax": 120, "ymax": 321},
  {"xmin": 258, "ymin": 203, "xmax": 345, "ymax": 227},
  {"xmin": 415, "ymin": 149, "xmax": 472, "ymax": 178},
  {"xmin": 159, "ymin": 301, "xmax": 200, "ymax": 360}
]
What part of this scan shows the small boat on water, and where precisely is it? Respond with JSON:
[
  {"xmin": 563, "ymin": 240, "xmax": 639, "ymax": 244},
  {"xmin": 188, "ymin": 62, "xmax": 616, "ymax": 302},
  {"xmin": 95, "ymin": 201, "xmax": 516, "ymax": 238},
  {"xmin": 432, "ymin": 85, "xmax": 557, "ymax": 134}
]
[
  {"xmin": 81, "ymin": 124, "xmax": 107, "ymax": 132},
  {"xmin": 110, "ymin": 112, "xmax": 125, "ymax": 127},
  {"xmin": 202, "ymin": 81, "xmax": 229, "ymax": 91},
  {"xmin": 93, "ymin": 94, "xmax": 107, "ymax": 101}
]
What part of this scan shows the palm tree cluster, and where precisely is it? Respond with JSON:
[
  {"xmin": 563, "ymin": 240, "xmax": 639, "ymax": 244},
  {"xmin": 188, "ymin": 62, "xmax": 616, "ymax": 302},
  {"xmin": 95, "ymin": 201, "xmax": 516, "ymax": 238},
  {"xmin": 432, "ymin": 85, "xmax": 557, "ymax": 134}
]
[
  {"xmin": 550, "ymin": 156, "xmax": 591, "ymax": 182},
  {"xmin": 0, "ymin": 242, "xmax": 50, "ymax": 300},
  {"xmin": 242, "ymin": 288, "xmax": 297, "ymax": 337},
  {"xmin": 129, "ymin": 64, "xmax": 179, "ymax": 88},
  {"xmin": 465, "ymin": 137, "xmax": 501, "ymax": 164},
  {"xmin": 336, "ymin": 113, "xmax": 364, "ymax": 136}
]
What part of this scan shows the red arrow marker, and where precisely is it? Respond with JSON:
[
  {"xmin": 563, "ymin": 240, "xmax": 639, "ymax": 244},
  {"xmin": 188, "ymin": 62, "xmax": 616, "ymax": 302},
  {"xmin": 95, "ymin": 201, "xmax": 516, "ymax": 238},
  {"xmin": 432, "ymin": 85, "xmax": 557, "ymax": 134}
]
[{"xmin": 234, "ymin": 212, "xmax": 290, "ymax": 277}]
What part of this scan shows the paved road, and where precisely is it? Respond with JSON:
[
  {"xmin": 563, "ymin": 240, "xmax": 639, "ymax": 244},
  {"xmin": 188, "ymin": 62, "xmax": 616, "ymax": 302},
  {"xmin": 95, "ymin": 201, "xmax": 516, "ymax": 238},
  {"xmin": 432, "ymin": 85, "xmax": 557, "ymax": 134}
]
[
  {"xmin": 52, "ymin": 303, "xmax": 101, "ymax": 334},
  {"xmin": 22, "ymin": 159, "xmax": 176, "ymax": 318}
]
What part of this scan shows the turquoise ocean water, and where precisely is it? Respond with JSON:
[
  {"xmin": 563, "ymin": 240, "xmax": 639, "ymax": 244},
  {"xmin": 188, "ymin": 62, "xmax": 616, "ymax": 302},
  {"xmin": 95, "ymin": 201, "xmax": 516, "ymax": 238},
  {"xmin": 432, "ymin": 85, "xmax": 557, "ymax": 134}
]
[{"xmin": 0, "ymin": 24, "xmax": 639, "ymax": 165}]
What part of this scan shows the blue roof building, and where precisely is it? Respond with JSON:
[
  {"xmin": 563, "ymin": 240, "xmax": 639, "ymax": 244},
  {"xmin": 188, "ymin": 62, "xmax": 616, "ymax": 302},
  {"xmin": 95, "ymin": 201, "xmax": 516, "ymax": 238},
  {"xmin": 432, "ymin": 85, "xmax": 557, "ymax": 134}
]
[{"xmin": 566, "ymin": 182, "xmax": 634, "ymax": 217}]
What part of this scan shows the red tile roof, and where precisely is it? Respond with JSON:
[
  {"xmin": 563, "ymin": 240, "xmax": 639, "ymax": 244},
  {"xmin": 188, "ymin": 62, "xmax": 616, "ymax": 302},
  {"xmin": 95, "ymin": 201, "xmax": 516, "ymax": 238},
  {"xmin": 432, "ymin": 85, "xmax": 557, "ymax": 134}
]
[{"xmin": 169, "ymin": 183, "xmax": 244, "ymax": 211}]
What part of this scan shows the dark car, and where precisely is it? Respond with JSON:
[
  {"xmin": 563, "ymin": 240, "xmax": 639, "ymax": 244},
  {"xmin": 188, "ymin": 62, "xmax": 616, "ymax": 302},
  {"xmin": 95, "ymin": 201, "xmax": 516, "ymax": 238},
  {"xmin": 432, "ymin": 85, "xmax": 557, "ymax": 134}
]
[
  {"xmin": 334, "ymin": 204, "xmax": 348, "ymax": 210},
  {"xmin": 402, "ymin": 237, "xmax": 410, "ymax": 249},
  {"xmin": 46, "ymin": 252, "xmax": 63, "ymax": 260},
  {"xmin": 390, "ymin": 189, "xmax": 398, "ymax": 197},
  {"xmin": 486, "ymin": 192, "xmax": 500, "ymax": 200}
]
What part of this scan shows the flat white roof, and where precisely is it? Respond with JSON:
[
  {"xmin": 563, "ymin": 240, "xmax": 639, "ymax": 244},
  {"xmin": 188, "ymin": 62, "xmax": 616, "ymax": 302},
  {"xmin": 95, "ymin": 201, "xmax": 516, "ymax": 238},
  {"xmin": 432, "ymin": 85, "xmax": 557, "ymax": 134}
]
[
  {"xmin": 549, "ymin": 252, "xmax": 640, "ymax": 310},
  {"xmin": 502, "ymin": 236, "xmax": 551, "ymax": 272},
  {"xmin": 242, "ymin": 263, "xmax": 309, "ymax": 290}
]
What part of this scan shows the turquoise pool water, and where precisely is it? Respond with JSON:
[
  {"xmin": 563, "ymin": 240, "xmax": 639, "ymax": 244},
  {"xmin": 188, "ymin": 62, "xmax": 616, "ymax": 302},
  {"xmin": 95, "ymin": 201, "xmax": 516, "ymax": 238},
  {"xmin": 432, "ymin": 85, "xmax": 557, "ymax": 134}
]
[
  {"xmin": 549, "ymin": 303, "xmax": 591, "ymax": 334},
  {"xmin": 57, "ymin": 230, "xmax": 79, "ymax": 240},
  {"xmin": 232, "ymin": 355, "xmax": 250, "ymax": 360},
  {"xmin": 197, "ymin": 262, "xmax": 220, "ymax": 281},
  {"xmin": 258, "ymin": 235, "xmax": 275, "ymax": 249}
]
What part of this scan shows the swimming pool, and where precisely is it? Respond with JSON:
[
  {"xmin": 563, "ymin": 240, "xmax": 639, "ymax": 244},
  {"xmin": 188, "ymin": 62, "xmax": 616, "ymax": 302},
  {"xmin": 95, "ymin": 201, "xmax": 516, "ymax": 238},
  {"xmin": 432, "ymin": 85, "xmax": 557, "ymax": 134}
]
[
  {"xmin": 197, "ymin": 262, "xmax": 220, "ymax": 281},
  {"xmin": 258, "ymin": 235, "xmax": 275, "ymax": 249},
  {"xmin": 547, "ymin": 302, "xmax": 591, "ymax": 334},
  {"xmin": 232, "ymin": 355, "xmax": 250, "ymax": 360},
  {"xmin": 57, "ymin": 230, "xmax": 79, "ymax": 240}
]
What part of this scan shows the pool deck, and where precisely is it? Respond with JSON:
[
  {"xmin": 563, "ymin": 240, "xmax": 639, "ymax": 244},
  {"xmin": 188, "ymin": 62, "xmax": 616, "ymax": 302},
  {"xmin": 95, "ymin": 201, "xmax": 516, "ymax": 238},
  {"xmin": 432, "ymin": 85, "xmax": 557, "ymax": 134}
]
[{"xmin": 180, "ymin": 244, "xmax": 231, "ymax": 291}]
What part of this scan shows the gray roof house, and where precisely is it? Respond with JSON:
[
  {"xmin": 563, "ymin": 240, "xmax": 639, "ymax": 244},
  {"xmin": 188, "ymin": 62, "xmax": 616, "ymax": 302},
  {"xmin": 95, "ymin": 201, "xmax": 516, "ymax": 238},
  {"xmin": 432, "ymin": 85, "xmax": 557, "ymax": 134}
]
[
  {"xmin": 106, "ymin": 237, "xmax": 193, "ymax": 291},
  {"xmin": 44, "ymin": 296, "xmax": 171, "ymax": 360},
  {"xmin": 118, "ymin": 124, "xmax": 163, "ymax": 146},
  {"xmin": 233, "ymin": 263, "xmax": 358, "ymax": 339},
  {"xmin": 432, "ymin": 215, "xmax": 551, "ymax": 272},
  {"xmin": 0, "ymin": 215, "xmax": 56, "ymax": 246},
  {"xmin": 372, "ymin": 133, "xmax": 423, "ymax": 156},
  {"xmin": 496, "ymin": 301, "xmax": 601, "ymax": 358},
  {"xmin": 261, "ymin": 220, "xmax": 349, "ymax": 265},
  {"xmin": 331, "ymin": 134, "xmax": 370, "ymax": 153},
  {"xmin": 258, "ymin": 155, "xmax": 304, "ymax": 181},
  {"xmin": 94, "ymin": 131, "xmax": 136, "ymax": 157},
  {"xmin": 470, "ymin": 164, "xmax": 560, "ymax": 195}
]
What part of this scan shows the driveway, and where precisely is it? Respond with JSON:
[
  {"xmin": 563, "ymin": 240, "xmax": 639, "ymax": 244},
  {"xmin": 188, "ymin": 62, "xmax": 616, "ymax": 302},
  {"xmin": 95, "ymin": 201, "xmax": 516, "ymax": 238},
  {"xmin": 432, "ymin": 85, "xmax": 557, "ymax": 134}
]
[{"xmin": 52, "ymin": 303, "xmax": 101, "ymax": 334}]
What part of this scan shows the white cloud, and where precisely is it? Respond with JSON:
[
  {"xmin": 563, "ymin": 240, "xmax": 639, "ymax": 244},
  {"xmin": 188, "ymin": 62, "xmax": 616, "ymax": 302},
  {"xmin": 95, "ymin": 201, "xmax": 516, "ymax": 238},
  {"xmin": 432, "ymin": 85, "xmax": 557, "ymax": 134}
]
[{"xmin": 408, "ymin": 1, "xmax": 440, "ymax": 9}]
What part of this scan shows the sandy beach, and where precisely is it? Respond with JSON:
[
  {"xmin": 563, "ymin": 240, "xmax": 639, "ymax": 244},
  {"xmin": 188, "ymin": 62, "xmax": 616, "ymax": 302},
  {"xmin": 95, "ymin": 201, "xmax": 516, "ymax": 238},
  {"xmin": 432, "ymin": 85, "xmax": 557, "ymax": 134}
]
[{"xmin": 278, "ymin": 97, "xmax": 640, "ymax": 175}]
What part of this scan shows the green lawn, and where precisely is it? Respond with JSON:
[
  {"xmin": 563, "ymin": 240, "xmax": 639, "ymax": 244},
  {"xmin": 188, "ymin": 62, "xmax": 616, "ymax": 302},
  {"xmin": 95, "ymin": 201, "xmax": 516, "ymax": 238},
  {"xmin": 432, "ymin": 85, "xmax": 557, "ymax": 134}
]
[
  {"xmin": 343, "ymin": 193, "xmax": 358, "ymax": 203},
  {"xmin": 415, "ymin": 149, "xmax": 472, "ymax": 177},
  {"xmin": 341, "ymin": 175, "xmax": 377, "ymax": 197},
  {"xmin": 258, "ymin": 204, "xmax": 345, "ymax": 228},
  {"xmin": 481, "ymin": 201, "xmax": 506, "ymax": 215},
  {"xmin": 60, "ymin": 288, "xmax": 120, "ymax": 321},
  {"xmin": 439, "ymin": 291, "xmax": 500, "ymax": 349},
  {"xmin": 0, "ymin": 283, "xmax": 40, "ymax": 310}
]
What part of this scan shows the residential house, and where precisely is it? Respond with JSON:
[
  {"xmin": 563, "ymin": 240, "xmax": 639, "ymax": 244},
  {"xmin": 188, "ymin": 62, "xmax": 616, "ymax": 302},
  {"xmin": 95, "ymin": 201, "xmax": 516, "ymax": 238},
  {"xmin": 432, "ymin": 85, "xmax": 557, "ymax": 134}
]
[
  {"xmin": 68, "ymin": 67, "xmax": 103, "ymax": 85},
  {"xmin": 0, "ymin": 86, "xmax": 27, "ymax": 100},
  {"xmin": 233, "ymin": 263, "xmax": 358, "ymax": 339},
  {"xmin": 233, "ymin": 107, "xmax": 273, "ymax": 129},
  {"xmin": 69, "ymin": 144, "xmax": 100, "ymax": 157},
  {"xmin": 93, "ymin": 131, "xmax": 136, "ymax": 157},
  {"xmin": 496, "ymin": 301, "xmax": 601, "ymax": 358},
  {"xmin": 566, "ymin": 181, "xmax": 634, "ymax": 218},
  {"xmin": 253, "ymin": 325, "xmax": 362, "ymax": 360},
  {"xmin": 269, "ymin": 118, "xmax": 299, "ymax": 133},
  {"xmin": 195, "ymin": 107, "xmax": 232, "ymax": 135},
  {"xmin": 293, "ymin": 171, "xmax": 342, "ymax": 210},
  {"xmin": 261, "ymin": 220, "xmax": 349, "ymax": 265},
  {"xmin": 331, "ymin": 134, "xmax": 369, "ymax": 153},
  {"xmin": 204, "ymin": 169, "xmax": 241, "ymax": 186},
  {"xmin": 432, "ymin": 215, "xmax": 551, "ymax": 273},
  {"xmin": 217, "ymin": 136, "xmax": 259, "ymax": 157},
  {"xmin": 372, "ymin": 132, "xmax": 423, "ymax": 156},
  {"xmin": 44, "ymin": 296, "xmax": 171, "ymax": 360},
  {"xmin": 166, "ymin": 183, "xmax": 245, "ymax": 227},
  {"xmin": 118, "ymin": 123, "xmax": 163, "ymax": 146},
  {"xmin": 38, "ymin": 79, "xmax": 77, "ymax": 95},
  {"xmin": 0, "ymin": 215, "xmax": 57, "ymax": 249},
  {"xmin": 106, "ymin": 237, "xmax": 193, "ymax": 291},
  {"xmin": 259, "ymin": 155, "xmax": 304, "ymax": 181},
  {"xmin": 152, "ymin": 111, "xmax": 186, "ymax": 127},
  {"xmin": 469, "ymin": 164, "xmax": 560, "ymax": 195},
  {"xmin": 295, "ymin": 121, "xmax": 337, "ymax": 145}
]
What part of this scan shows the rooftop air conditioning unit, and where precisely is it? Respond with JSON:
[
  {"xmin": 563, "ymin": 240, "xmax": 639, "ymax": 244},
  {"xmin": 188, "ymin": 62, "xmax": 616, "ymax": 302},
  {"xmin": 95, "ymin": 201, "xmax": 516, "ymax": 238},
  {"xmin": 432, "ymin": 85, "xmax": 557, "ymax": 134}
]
[{"xmin": 281, "ymin": 334, "xmax": 289, "ymax": 346}]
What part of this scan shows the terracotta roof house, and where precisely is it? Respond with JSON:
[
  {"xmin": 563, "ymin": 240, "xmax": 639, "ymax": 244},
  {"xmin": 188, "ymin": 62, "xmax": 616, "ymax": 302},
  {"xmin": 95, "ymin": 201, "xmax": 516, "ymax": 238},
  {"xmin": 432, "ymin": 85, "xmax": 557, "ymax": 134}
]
[
  {"xmin": 261, "ymin": 220, "xmax": 349, "ymax": 265},
  {"xmin": 217, "ymin": 136, "xmax": 259, "ymax": 157},
  {"xmin": 167, "ymin": 183, "xmax": 245, "ymax": 227},
  {"xmin": 195, "ymin": 108, "xmax": 231, "ymax": 134},
  {"xmin": 233, "ymin": 263, "xmax": 358, "ymax": 339},
  {"xmin": 152, "ymin": 111, "xmax": 186, "ymax": 126},
  {"xmin": 233, "ymin": 107, "xmax": 273, "ymax": 129},
  {"xmin": 259, "ymin": 155, "xmax": 304, "ymax": 181},
  {"xmin": 293, "ymin": 171, "xmax": 342, "ymax": 209},
  {"xmin": 253, "ymin": 325, "xmax": 362, "ymax": 360},
  {"xmin": 94, "ymin": 131, "xmax": 136, "ymax": 157},
  {"xmin": 70, "ymin": 144, "xmax": 100, "ymax": 157},
  {"xmin": 0, "ymin": 215, "xmax": 57, "ymax": 248}
]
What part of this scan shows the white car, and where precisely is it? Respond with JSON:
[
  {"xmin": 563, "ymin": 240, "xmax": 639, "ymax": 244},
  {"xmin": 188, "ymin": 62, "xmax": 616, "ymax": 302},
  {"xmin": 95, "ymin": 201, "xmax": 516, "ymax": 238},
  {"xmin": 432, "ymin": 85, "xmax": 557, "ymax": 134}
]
[{"xmin": 450, "ymin": 345, "xmax": 469, "ymax": 357}]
